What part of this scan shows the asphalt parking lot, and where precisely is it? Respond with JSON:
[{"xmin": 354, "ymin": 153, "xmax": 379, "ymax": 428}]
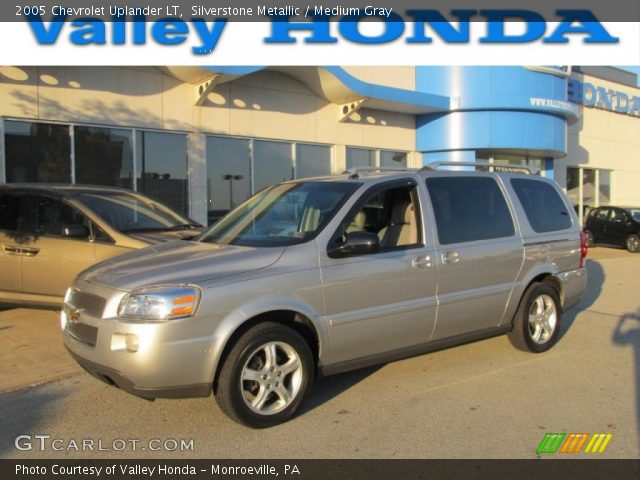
[{"xmin": 1, "ymin": 247, "xmax": 639, "ymax": 459}]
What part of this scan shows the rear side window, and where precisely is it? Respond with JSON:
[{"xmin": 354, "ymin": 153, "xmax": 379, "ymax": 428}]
[
  {"xmin": 511, "ymin": 179, "xmax": 572, "ymax": 233},
  {"xmin": 426, "ymin": 177, "xmax": 515, "ymax": 245},
  {"xmin": 0, "ymin": 194, "xmax": 19, "ymax": 231}
]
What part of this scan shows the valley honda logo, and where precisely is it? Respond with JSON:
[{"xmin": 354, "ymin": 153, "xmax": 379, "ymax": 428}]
[{"xmin": 24, "ymin": 9, "xmax": 619, "ymax": 56}]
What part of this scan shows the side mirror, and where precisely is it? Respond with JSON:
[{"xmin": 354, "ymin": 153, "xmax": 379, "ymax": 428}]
[
  {"xmin": 63, "ymin": 224, "xmax": 89, "ymax": 238},
  {"xmin": 328, "ymin": 231, "xmax": 381, "ymax": 258}
]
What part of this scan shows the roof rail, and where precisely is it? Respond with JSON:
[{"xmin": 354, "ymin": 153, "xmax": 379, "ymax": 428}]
[
  {"xmin": 421, "ymin": 161, "xmax": 534, "ymax": 175},
  {"xmin": 342, "ymin": 166, "xmax": 414, "ymax": 179}
]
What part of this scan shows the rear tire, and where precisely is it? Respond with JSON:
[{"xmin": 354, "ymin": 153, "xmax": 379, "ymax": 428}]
[
  {"xmin": 508, "ymin": 283, "xmax": 562, "ymax": 353},
  {"xmin": 584, "ymin": 230, "xmax": 594, "ymax": 248},
  {"xmin": 215, "ymin": 322, "xmax": 314, "ymax": 428},
  {"xmin": 625, "ymin": 234, "xmax": 640, "ymax": 253}
]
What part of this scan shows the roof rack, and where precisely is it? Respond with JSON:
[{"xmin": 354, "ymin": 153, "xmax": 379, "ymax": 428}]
[
  {"xmin": 421, "ymin": 161, "xmax": 534, "ymax": 175},
  {"xmin": 342, "ymin": 166, "xmax": 414, "ymax": 179}
]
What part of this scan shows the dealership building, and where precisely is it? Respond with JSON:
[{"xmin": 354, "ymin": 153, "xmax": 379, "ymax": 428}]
[{"xmin": 0, "ymin": 65, "xmax": 638, "ymax": 225}]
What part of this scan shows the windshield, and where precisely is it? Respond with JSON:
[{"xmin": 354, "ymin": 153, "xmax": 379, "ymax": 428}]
[
  {"xmin": 199, "ymin": 182, "xmax": 358, "ymax": 247},
  {"xmin": 76, "ymin": 192, "xmax": 195, "ymax": 232}
]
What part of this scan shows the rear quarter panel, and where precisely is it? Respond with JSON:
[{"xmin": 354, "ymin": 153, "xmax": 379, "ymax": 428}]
[{"xmin": 499, "ymin": 176, "xmax": 584, "ymax": 320}]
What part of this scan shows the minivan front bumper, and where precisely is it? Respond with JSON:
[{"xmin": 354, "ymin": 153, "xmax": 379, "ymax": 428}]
[
  {"xmin": 65, "ymin": 347, "xmax": 211, "ymax": 399},
  {"xmin": 61, "ymin": 280, "xmax": 218, "ymax": 399}
]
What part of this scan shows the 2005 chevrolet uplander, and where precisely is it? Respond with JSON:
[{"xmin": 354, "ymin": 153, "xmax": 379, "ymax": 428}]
[{"xmin": 62, "ymin": 163, "xmax": 588, "ymax": 427}]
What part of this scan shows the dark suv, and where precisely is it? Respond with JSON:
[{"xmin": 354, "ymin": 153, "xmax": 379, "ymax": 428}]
[{"xmin": 584, "ymin": 206, "xmax": 640, "ymax": 252}]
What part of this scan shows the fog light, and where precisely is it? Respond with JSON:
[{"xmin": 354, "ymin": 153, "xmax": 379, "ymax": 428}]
[
  {"xmin": 125, "ymin": 334, "xmax": 139, "ymax": 353},
  {"xmin": 111, "ymin": 333, "xmax": 140, "ymax": 352}
]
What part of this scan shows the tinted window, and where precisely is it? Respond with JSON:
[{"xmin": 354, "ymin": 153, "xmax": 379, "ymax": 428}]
[
  {"xmin": 426, "ymin": 177, "xmax": 515, "ymax": 244},
  {"xmin": 593, "ymin": 208, "xmax": 610, "ymax": 221},
  {"xmin": 0, "ymin": 194, "xmax": 19, "ymax": 231},
  {"xmin": 511, "ymin": 179, "xmax": 572, "ymax": 233},
  {"xmin": 609, "ymin": 209, "xmax": 627, "ymax": 223},
  {"xmin": 296, "ymin": 144, "xmax": 331, "ymax": 178},
  {"xmin": 206, "ymin": 136, "xmax": 251, "ymax": 219},
  {"xmin": 75, "ymin": 126, "xmax": 133, "ymax": 189},
  {"xmin": 254, "ymin": 140, "xmax": 293, "ymax": 192},
  {"xmin": 380, "ymin": 150, "xmax": 408, "ymax": 168},
  {"xmin": 136, "ymin": 131, "xmax": 189, "ymax": 216},
  {"xmin": 5, "ymin": 121, "xmax": 71, "ymax": 183},
  {"xmin": 627, "ymin": 209, "xmax": 640, "ymax": 222},
  {"xmin": 29, "ymin": 196, "xmax": 89, "ymax": 238},
  {"xmin": 346, "ymin": 148, "xmax": 375, "ymax": 169}
]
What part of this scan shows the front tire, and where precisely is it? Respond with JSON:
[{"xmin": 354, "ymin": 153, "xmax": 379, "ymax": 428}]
[
  {"xmin": 215, "ymin": 322, "xmax": 314, "ymax": 428},
  {"xmin": 508, "ymin": 283, "xmax": 562, "ymax": 353},
  {"xmin": 625, "ymin": 234, "xmax": 640, "ymax": 253}
]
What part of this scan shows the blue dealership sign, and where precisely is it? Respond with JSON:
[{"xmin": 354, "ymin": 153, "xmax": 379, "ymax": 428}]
[{"xmin": 568, "ymin": 79, "xmax": 640, "ymax": 116}]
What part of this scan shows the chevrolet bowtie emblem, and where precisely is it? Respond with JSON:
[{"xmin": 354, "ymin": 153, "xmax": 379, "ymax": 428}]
[{"xmin": 65, "ymin": 305, "xmax": 83, "ymax": 323}]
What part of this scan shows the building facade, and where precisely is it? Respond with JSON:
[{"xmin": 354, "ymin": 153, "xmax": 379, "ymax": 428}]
[{"xmin": 0, "ymin": 65, "xmax": 637, "ymax": 225}]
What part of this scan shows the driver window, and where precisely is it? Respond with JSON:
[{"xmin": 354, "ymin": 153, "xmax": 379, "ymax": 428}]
[
  {"xmin": 341, "ymin": 184, "xmax": 421, "ymax": 250},
  {"xmin": 29, "ymin": 195, "xmax": 90, "ymax": 239},
  {"xmin": 609, "ymin": 209, "xmax": 624, "ymax": 223}
]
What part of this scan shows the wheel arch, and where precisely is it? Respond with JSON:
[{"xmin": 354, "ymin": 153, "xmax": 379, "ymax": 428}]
[
  {"xmin": 210, "ymin": 300, "xmax": 324, "ymax": 393},
  {"xmin": 508, "ymin": 267, "xmax": 565, "ymax": 329}
]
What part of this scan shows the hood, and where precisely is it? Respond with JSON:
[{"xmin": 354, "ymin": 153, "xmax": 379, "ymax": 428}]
[
  {"xmin": 80, "ymin": 240, "xmax": 284, "ymax": 290},
  {"xmin": 126, "ymin": 228, "xmax": 203, "ymax": 245}
]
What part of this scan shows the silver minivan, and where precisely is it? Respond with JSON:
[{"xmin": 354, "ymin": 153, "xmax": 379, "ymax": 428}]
[{"xmin": 62, "ymin": 164, "xmax": 588, "ymax": 427}]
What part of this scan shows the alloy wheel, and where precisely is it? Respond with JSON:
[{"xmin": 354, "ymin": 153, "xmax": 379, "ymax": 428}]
[
  {"xmin": 626, "ymin": 235, "xmax": 640, "ymax": 252},
  {"xmin": 528, "ymin": 294, "xmax": 558, "ymax": 344},
  {"xmin": 240, "ymin": 341, "xmax": 303, "ymax": 415}
]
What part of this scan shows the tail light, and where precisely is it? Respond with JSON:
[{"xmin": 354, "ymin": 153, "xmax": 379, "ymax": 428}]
[{"xmin": 579, "ymin": 231, "xmax": 588, "ymax": 268}]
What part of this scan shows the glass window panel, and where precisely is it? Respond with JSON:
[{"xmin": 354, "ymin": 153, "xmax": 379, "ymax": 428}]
[
  {"xmin": 527, "ymin": 158, "xmax": 544, "ymax": 174},
  {"xmin": 4, "ymin": 120, "xmax": 71, "ymax": 183},
  {"xmin": 296, "ymin": 143, "xmax": 331, "ymax": 178},
  {"xmin": 599, "ymin": 170, "xmax": 611, "ymax": 205},
  {"xmin": 484, "ymin": 155, "xmax": 544, "ymax": 175},
  {"xmin": 493, "ymin": 154, "xmax": 525, "ymax": 166},
  {"xmin": 200, "ymin": 182, "xmax": 358, "ymax": 247},
  {"xmin": 77, "ymin": 191, "xmax": 191, "ymax": 232},
  {"xmin": 75, "ymin": 126, "xmax": 133, "ymax": 188},
  {"xmin": 136, "ymin": 131, "xmax": 188, "ymax": 216},
  {"xmin": 595, "ymin": 208, "xmax": 609, "ymax": 220},
  {"xmin": 0, "ymin": 194, "xmax": 19, "ymax": 231},
  {"xmin": 254, "ymin": 140, "xmax": 293, "ymax": 192},
  {"xmin": 582, "ymin": 168, "xmax": 596, "ymax": 206},
  {"xmin": 511, "ymin": 179, "xmax": 572, "ymax": 232},
  {"xmin": 426, "ymin": 177, "xmax": 515, "ymax": 244},
  {"xmin": 206, "ymin": 136, "xmax": 251, "ymax": 224},
  {"xmin": 380, "ymin": 150, "xmax": 408, "ymax": 168},
  {"xmin": 566, "ymin": 167, "xmax": 580, "ymax": 205},
  {"xmin": 346, "ymin": 147, "xmax": 375, "ymax": 169},
  {"xmin": 29, "ymin": 195, "xmax": 89, "ymax": 238}
]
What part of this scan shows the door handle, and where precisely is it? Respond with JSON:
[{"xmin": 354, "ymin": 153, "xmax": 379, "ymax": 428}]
[
  {"xmin": 3, "ymin": 245, "xmax": 40, "ymax": 256},
  {"xmin": 442, "ymin": 251, "xmax": 460, "ymax": 265},
  {"xmin": 412, "ymin": 255, "xmax": 432, "ymax": 269}
]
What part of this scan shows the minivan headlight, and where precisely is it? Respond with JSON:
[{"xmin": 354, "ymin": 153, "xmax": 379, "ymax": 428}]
[{"xmin": 118, "ymin": 286, "xmax": 200, "ymax": 321}]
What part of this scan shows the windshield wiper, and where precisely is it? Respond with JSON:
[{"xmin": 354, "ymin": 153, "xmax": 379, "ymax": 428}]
[
  {"xmin": 163, "ymin": 223, "xmax": 202, "ymax": 230},
  {"xmin": 121, "ymin": 227, "xmax": 167, "ymax": 233}
]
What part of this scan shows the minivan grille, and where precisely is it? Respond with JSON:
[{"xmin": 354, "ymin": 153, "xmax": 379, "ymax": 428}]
[{"xmin": 67, "ymin": 289, "xmax": 107, "ymax": 318}]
